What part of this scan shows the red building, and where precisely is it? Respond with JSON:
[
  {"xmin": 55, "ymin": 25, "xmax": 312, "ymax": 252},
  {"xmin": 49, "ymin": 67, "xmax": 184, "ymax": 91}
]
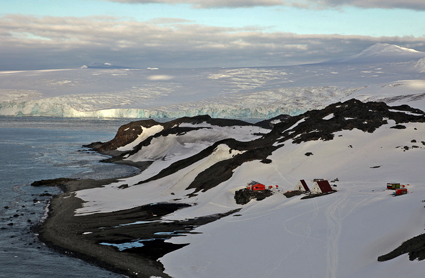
[
  {"xmin": 247, "ymin": 181, "xmax": 266, "ymax": 191},
  {"xmin": 394, "ymin": 188, "xmax": 408, "ymax": 195}
]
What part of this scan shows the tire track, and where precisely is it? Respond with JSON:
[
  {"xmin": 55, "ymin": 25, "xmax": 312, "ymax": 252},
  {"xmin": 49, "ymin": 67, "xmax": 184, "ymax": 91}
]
[{"xmin": 326, "ymin": 194, "xmax": 347, "ymax": 278}]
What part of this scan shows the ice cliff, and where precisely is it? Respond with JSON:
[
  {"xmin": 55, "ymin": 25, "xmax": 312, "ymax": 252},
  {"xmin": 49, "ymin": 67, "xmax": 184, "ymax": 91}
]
[{"xmin": 0, "ymin": 86, "xmax": 358, "ymax": 119}]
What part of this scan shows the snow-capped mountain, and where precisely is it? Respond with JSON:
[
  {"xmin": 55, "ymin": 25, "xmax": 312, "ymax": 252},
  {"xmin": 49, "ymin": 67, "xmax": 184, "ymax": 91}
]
[
  {"xmin": 415, "ymin": 57, "xmax": 425, "ymax": 73},
  {"xmin": 339, "ymin": 43, "xmax": 425, "ymax": 63},
  {"xmin": 38, "ymin": 99, "xmax": 425, "ymax": 278}
]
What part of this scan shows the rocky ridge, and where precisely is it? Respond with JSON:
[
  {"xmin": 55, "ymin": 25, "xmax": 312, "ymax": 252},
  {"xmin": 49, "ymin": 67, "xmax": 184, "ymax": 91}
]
[
  {"xmin": 89, "ymin": 99, "xmax": 425, "ymax": 195},
  {"xmin": 87, "ymin": 115, "xmax": 258, "ymax": 154},
  {"xmin": 83, "ymin": 98, "xmax": 425, "ymax": 266}
]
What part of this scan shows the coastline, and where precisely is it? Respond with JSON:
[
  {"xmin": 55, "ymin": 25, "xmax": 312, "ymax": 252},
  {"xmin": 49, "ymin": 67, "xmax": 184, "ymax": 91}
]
[
  {"xmin": 30, "ymin": 143, "xmax": 176, "ymax": 278},
  {"xmin": 27, "ymin": 116, "xmax": 223, "ymax": 277},
  {"xmin": 35, "ymin": 178, "xmax": 173, "ymax": 278},
  {"xmin": 34, "ymin": 174, "xmax": 240, "ymax": 278}
]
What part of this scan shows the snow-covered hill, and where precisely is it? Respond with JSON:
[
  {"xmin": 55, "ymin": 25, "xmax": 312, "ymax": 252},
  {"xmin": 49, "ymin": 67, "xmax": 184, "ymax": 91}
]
[
  {"xmin": 338, "ymin": 43, "xmax": 425, "ymax": 64},
  {"xmin": 68, "ymin": 99, "xmax": 425, "ymax": 278},
  {"xmin": 1, "ymin": 43, "xmax": 425, "ymax": 119},
  {"xmin": 415, "ymin": 58, "xmax": 425, "ymax": 73}
]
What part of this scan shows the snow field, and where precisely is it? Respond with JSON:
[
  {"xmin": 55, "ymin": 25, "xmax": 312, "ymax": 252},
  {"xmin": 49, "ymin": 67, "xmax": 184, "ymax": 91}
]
[
  {"xmin": 162, "ymin": 182, "xmax": 425, "ymax": 278},
  {"xmin": 345, "ymin": 81, "xmax": 425, "ymax": 111},
  {"xmin": 75, "ymin": 144, "xmax": 245, "ymax": 215},
  {"xmin": 159, "ymin": 122, "xmax": 425, "ymax": 278},
  {"xmin": 72, "ymin": 117, "xmax": 425, "ymax": 277},
  {"xmin": 125, "ymin": 124, "xmax": 268, "ymax": 162}
]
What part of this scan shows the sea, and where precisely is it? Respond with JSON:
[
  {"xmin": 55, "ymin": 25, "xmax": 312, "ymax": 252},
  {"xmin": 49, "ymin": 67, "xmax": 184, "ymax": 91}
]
[{"xmin": 0, "ymin": 117, "xmax": 145, "ymax": 278}]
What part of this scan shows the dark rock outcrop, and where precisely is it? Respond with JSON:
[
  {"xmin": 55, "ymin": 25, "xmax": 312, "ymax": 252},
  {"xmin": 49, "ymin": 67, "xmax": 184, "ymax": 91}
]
[
  {"xmin": 31, "ymin": 178, "xmax": 77, "ymax": 187},
  {"xmin": 88, "ymin": 115, "xmax": 257, "ymax": 154},
  {"xmin": 275, "ymin": 98, "xmax": 425, "ymax": 145},
  {"xmin": 234, "ymin": 188, "xmax": 273, "ymax": 205},
  {"xmin": 89, "ymin": 99, "xmax": 425, "ymax": 195},
  {"xmin": 283, "ymin": 190, "xmax": 304, "ymax": 198},
  {"xmin": 255, "ymin": 114, "xmax": 291, "ymax": 129},
  {"xmin": 378, "ymin": 233, "xmax": 425, "ymax": 262}
]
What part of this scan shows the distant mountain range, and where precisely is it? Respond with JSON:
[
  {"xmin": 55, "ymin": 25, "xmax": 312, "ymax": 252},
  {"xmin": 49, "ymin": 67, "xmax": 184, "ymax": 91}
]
[{"xmin": 83, "ymin": 44, "xmax": 425, "ymax": 69}]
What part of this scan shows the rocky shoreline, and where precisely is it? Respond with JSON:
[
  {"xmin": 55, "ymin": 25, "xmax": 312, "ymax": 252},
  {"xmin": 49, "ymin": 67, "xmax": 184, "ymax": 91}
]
[
  {"xmin": 33, "ymin": 177, "xmax": 239, "ymax": 278},
  {"xmin": 30, "ymin": 116, "xmax": 259, "ymax": 277}
]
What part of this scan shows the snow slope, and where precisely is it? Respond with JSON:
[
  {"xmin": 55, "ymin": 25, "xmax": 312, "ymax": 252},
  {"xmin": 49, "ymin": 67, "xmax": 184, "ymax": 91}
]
[
  {"xmin": 1, "ymin": 44, "xmax": 425, "ymax": 119},
  {"xmin": 340, "ymin": 43, "xmax": 425, "ymax": 63},
  {"xmin": 344, "ymin": 80, "xmax": 425, "ymax": 110},
  {"xmin": 160, "ymin": 123, "xmax": 425, "ymax": 278},
  {"xmin": 73, "ymin": 100, "xmax": 425, "ymax": 278},
  {"xmin": 76, "ymin": 121, "xmax": 270, "ymax": 214}
]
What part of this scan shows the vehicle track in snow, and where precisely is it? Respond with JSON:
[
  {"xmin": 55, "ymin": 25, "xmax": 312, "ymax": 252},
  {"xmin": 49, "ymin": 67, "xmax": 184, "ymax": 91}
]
[
  {"xmin": 263, "ymin": 198, "xmax": 326, "ymax": 278},
  {"xmin": 326, "ymin": 193, "xmax": 347, "ymax": 278},
  {"xmin": 325, "ymin": 185, "xmax": 377, "ymax": 278}
]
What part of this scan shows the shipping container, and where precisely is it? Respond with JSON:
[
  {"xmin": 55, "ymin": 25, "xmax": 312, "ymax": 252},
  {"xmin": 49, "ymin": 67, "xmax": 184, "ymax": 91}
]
[
  {"xmin": 387, "ymin": 183, "xmax": 401, "ymax": 190},
  {"xmin": 393, "ymin": 188, "xmax": 408, "ymax": 195}
]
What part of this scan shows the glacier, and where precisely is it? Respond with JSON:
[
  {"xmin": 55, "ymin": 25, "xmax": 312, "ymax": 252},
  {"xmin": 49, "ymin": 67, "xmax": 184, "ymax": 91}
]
[
  {"xmin": 1, "ymin": 43, "xmax": 425, "ymax": 119},
  {"xmin": 0, "ymin": 86, "xmax": 359, "ymax": 118}
]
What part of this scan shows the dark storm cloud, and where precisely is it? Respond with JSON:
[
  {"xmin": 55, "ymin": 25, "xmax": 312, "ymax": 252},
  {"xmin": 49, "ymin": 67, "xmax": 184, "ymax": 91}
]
[{"xmin": 1, "ymin": 15, "xmax": 424, "ymax": 70}]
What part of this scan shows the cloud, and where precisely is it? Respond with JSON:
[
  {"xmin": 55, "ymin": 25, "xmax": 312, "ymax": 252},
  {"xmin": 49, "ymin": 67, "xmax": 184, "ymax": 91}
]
[
  {"xmin": 146, "ymin": 17, "xmax": 195, "ymax": 24},
  {"xmin": 102, "ymin": 0, "xmax": 287, "ymax": 8},
  {"xmin": 101, "ymin": 0, "xmax": 425, "ymax": 10},
  {"xmin": 315, "ymin": 0, "xmax": 425, "ymax": 10},
  {"xmin": 1, "ymin": 15, "xmax": 424, "ymax": 70}
]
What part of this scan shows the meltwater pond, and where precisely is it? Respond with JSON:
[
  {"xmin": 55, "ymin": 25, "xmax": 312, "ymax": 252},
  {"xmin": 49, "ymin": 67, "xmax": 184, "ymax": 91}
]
[{"xmin": 0, "ymin": 117, "xmax": 143, "ymax": 278}]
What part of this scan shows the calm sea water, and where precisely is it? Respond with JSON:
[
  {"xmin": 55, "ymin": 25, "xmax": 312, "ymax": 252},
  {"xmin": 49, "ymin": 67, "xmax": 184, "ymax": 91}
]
[{"xmin": 0, "ymin": 117, "xmax": 144, "ymax": 278}]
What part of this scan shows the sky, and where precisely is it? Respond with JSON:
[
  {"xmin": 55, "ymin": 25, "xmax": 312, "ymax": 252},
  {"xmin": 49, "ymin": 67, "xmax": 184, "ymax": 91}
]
[{"xmin": 1, "ymin": 0, "xmax": 425, "ymax": 70}]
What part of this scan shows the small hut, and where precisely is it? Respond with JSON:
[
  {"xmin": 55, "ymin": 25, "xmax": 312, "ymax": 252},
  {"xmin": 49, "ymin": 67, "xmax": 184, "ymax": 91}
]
[
  {"xmin": 387, "ymin": 183, "xmax": 401, "ymax": 190},
  {"xmin": 247, "ymin": 181, "xmax": 266, "ymax": 191},
  {"xmin": 294, "ymin": 180, "xmax": 310, "ymax": 192},
  {"xmin": 311, "ymin": 180, "xmax": 333, "ymax": 194}
]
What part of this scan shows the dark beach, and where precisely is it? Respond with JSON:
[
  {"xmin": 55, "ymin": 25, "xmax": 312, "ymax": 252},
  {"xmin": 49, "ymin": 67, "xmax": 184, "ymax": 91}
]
[{"xmin": 34, "ymin": 177, "xmax": 238, "ymax": 278}]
